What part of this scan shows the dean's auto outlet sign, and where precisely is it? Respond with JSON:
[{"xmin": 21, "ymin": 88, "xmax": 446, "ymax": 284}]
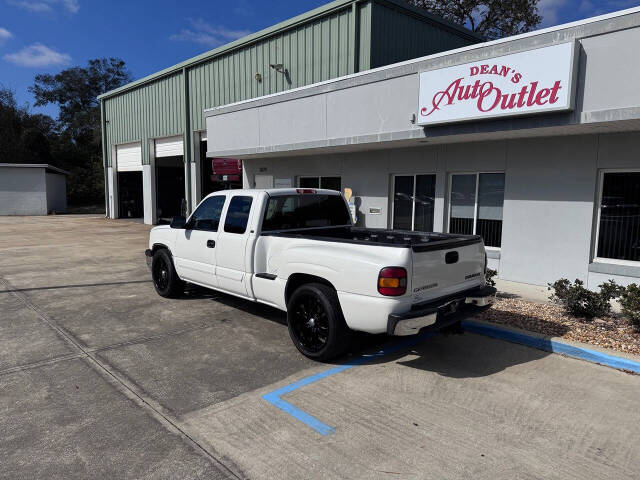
[{"xmin": 418, "ymin": 42, "xmax": 578, "ymax": 126}]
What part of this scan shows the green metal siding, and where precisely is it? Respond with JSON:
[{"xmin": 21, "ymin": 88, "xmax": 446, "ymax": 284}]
[
  {"xmin": 358, "ymin": 0, "xmax": 372, "ymax": 71},
  {"xmin": 188, "ymin": 7, "xmax": 357, "ymax": 131},
  {"xmin": 101, "ymin": 0, "xmax": 478, "ymax": 193},
  {"xmin": 105, "ymin": 72, "xmax": 184, "ymax": 167},
  {"xmin": 369, "ymin": 0, "xmax": 479, "ymax": 69}
]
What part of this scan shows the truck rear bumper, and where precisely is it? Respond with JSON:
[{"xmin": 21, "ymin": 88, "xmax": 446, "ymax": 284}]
[{"xmin": 387, "ymin": 285, "xmax": 496, "ymax": 336}]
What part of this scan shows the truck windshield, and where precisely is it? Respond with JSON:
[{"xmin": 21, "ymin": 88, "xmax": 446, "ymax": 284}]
[{"xmin": 262, "ymin": 194, "xmax": 351, "ymax": 231}]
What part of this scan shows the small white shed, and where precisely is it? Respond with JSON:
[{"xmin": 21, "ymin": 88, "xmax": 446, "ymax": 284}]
[{"xmin": 0, "ymin": 163, "xmax": 69, "ymax": 215}]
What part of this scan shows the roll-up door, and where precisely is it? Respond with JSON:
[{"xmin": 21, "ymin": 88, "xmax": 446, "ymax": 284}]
[
  {"xmin": 155, "ymin": 136, "xmax": 184, "ymax": 157},
  {"xmin": 115, "ymin": 142, "xmax": 142, "ymax": 172}
]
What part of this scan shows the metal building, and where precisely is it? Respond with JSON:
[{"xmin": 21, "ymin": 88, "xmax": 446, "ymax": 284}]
[
  {"xmin": 204, "ymin": 6, "xmax": 640, "ymax": 288},
  {"xmin": 99, "ymin": 0, "xmax": 481, "ymax": 224}
]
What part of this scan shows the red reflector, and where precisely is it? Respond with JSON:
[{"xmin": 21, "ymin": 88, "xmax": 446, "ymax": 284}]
[
  {"xmin": 296, "ymin": 188, "xmax": 316, "ymax": 194},
  {"xmin": 378, "ymin": 267, "xmax": 407, "ymax": 296}
]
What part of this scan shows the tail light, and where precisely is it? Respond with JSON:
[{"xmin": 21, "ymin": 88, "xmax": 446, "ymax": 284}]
[
  {"xmin": 378, "ymin": 267, "xmax": 407, "ymax": 296},
  {"xmin": 296, "ymin": 188, "xmax": 316, "ymax": 194}
]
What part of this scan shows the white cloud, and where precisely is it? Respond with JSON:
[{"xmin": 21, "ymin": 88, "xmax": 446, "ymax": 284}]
[
  {"xmin": 3, "ymin": 43, "xmax": 71, "ymax": 67},
  {"xmin": 0, "ymin": 27, "xmax": 12, "ymax": 44},
  {"xmin": 170, "ymin": 19, "xmax": 251, "ymax": 48},
  {"xmin": 7, "ymin": 0, "xmax": 79, "ymax": 14}
]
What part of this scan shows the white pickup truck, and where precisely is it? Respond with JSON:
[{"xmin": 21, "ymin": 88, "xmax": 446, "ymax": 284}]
[{"xmin": 145, "ymin": 188, "xmax": 494, "ymax": 360}]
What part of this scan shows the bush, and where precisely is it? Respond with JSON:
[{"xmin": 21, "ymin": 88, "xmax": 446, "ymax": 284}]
[
  {"xmin": 548, "ymin": 278, "xmax": 622, "ymax": 319},
  {"xmin": 485, "ymin": 268, "xmax": 497, "ymax": 287},
  {"xmin": 620, "ymin": 283, "xmax": 640, "ymax": 327}
]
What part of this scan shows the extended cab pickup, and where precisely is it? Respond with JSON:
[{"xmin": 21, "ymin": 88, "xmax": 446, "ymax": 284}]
[{"xmin": 145, "ymin": 188, "xmax": 495, "ymax": 360}]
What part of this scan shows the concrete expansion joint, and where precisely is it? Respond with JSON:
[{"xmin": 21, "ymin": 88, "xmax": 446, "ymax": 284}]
[{"xmin": 0, "ymin": 275, "xmax": 244, "ymax": 480}]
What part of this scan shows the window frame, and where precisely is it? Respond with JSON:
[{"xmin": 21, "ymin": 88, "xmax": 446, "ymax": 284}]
[
  {"xmin": 593, "ymin": 168, "xmax": 640, "ymax": 266},
  {"xmin": 222, "ymin": 195, "xmax": 254, "ymax": 235},
  {"xmin": 186, "ymin": 194, "xmax": 227, "ymax": 232},
  {"xmin": 390, "ymin": 172, "xmax": 437, "ymax": 232},
  {"xmin": 446, "ymin": 171, "xmax": 505, "ymax": 251},
  {"xmin": 298, "ymin": 176, "xmax": 342, "ymax": 190}
]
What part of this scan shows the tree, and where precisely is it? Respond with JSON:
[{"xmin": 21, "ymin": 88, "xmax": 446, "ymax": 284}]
[
  {"xmin": 0, "ymin": 86, "xmax": 55, "ymax": 165},
  {"xmin": 29, "ymin": 58, "xmax": 132, "ymax": 205},
  {"xmin": 408, "ymin": 0, "xmax": 541, "ymax": 40}
]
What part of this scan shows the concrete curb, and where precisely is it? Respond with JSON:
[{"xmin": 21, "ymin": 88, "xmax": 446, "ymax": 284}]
[{"xmin": 462, "ymin": 319, "xmax": 640, "ymax": 374}]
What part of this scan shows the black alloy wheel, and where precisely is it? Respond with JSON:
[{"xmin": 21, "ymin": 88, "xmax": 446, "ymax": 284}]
[
  {"xmin": 290, "ymin": 292, "xmax": 330, "ymax": 353},
  {"xmin": 286, "ymin": 283, "xmax": 352, "ymax": 361},
  {"xmin": 153, "ymin": 255, "xmax": 169, "ymax": 291},
  {"xmin": 151, "ymin": 248, "xmax": 185, "ymax": 298}
]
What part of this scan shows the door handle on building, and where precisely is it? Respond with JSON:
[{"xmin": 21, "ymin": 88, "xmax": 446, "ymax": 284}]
[{"xmin": 207, "ymin": 240, "xmax": 216, "ymax": 248}]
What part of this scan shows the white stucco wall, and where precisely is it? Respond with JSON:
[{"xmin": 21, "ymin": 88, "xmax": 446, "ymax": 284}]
[
  {"xmin": 0, "ymin": 167, "xmax": 47, "ymax": 215},
  {"xmin": 243, "ymin": 131, "xmax": 640, "ymax": 287}
]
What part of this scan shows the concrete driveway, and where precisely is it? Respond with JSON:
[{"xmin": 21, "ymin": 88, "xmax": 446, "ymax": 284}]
[{"xmin": 1, "ymin": 215, "xmax": 639, "ymax": 479}]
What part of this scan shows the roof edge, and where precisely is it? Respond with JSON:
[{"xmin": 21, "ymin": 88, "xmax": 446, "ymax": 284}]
[
  {"xmin": 0, "ymin": 163, "xmax": 71, "ymax": 175},
  {"xmin": 98, "ymin": 0, "xmax": 479, "ymax": 100},
  {"xmin": 204, "ymin": 5, "xmax": 640, "ymax": 116}
]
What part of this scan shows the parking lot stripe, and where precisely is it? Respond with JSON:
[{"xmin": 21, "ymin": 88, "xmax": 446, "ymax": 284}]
[
  {"xmin": 462, "ymin": 319, "xmax": 640, "ymax": 374},
  {"xmin": 261, "ymin": 332, "xmax": 434, "ymax": 436}
]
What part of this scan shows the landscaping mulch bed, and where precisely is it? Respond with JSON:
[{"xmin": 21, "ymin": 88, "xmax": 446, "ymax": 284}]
[{"xmin": 475, "ymin": 297, "xmax": 640, "ymax": 356}]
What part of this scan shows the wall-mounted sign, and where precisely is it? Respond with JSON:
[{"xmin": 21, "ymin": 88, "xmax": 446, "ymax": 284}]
[{"xmin": 418, "ymin": 42, "xmax": 578, "ymax": 126}]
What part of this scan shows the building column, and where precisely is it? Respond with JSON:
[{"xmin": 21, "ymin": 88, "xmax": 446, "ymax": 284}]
[
  {"xmin": 433, "ymin": 147, "xmax": 447, "ymax": 233},
  {"xmin": 107, "ymin": 164, "xmax": 118, "ymax": 219},
  {"xmin": 191, "ymin": 132, "xmax": 201, "ymax": 210}
]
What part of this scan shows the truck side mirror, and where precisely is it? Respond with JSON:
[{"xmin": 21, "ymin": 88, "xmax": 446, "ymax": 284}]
[{"xmin": 170, "ymin": 216, "xmax": 187, "ymax": 229}]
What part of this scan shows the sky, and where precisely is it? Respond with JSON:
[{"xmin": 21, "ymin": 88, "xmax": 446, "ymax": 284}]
[{"xmin": 0, "ymin": 0, "xmax": 637, "ymax": 119}]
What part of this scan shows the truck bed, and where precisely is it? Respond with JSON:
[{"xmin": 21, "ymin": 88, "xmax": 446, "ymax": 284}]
[{"xmin": 261, "ymin": 226, "xmax": 482, "ymax": 252}]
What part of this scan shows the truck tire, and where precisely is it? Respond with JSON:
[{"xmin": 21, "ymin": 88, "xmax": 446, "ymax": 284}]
[
  {"xmin": 151, "ymin": 249, "xmax": 184, "ymax": 298},
  {"xmin": 286, "ymin": 283, "xmax": 352, "ymax": 361}
]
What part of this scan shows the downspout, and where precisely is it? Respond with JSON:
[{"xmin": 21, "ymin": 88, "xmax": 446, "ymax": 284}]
[
  {"xmin": 100, "ymin": 99, "xmax": 109, "ymax": 218},
  {"xmin": 182, "ymin": 67, "xmax": 192, "ymax": 215}
]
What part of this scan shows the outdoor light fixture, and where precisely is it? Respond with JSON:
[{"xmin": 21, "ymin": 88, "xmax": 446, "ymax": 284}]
[{"xmin": 270, "ymin": 63, "xmax": 285, "ymax": 74}]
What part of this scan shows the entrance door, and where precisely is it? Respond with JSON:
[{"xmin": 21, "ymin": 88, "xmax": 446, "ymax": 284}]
[
  {"xmin": 156, "ymin": 157, "xmax": 185, "ymax": 221},
  {"xmin": 215, "ymin": 194, "xmax": 256, "ymax": 296},
  {"xmin": 115, "ymin": 142, "xmax": 143, "ymax": 218},
  {"xmin": 173, "ymin": 194, "xmax": 226, "ymax": 287},
  {"xmin": 118, "ymin": 172, "xmax": 143, "ymax": 218}
]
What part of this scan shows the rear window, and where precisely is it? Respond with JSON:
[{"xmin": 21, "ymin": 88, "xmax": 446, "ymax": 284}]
[
  {"xmin": 262, "ymin": 194, "xmax": 351, "ymax": 231},
  {"xmin": 224, "ymin": 196, "xmax": 253, "ymax": 234}
]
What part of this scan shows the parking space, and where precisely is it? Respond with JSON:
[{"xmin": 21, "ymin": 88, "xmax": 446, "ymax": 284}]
[{"xmin": 1, "ymin": 215, "xmax": 639, "ymax": 479}]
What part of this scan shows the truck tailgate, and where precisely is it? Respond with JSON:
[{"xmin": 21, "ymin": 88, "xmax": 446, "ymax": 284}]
[{"xmin": 410, "ymin": 238, "xmax": 486, "ymax": 303}]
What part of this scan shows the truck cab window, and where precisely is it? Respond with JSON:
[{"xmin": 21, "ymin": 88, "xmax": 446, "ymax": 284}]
[
  {"xmin": 262, "ymin": 194, "xmax": 351, "ymax": 231},
  {"xmin": 224, "ymin": 196, "xmax": 253, "ymax": 234},
  {"xmin": 189, "ymin": 195, "xmax": 226, "ymax": 231}
]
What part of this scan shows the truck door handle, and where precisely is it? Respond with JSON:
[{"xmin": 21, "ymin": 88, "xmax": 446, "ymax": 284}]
[{"xmin": 207, "ymin": 240, "xmax": 216, "ymax": 248}]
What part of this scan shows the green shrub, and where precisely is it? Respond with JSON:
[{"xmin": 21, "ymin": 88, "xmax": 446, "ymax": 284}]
[
  {"xmin": 548, "ymin": 278, "xmax": 622, "ymax": 319},
  {"xmin": 619, "ymin": 283, "xmax": 640, "ymax": 327},
  {"xmin": 485, "ymin": 268, "xmax": 497, "ymax": 287}
]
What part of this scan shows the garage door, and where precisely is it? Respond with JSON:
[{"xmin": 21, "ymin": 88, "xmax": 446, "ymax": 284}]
[
  {"xmin": 115, "ymin": 142, "xmax": 142, "ymax": 172},
  {"xmin": 155, "ymin": 136, "xmax": 184, "ymax": 157}
]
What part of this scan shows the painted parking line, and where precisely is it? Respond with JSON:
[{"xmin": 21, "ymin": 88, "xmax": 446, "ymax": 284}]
[
  {"xmin": 261, "ymin": 331, "xmax": 435, "ymax": 436},
  {"xmin": 462, "ymin": 319, "xmax": 640, "ymax": 374},
  {"xmin": 263, "ymin": 319, "xmax": 640, "ymax": 436}
]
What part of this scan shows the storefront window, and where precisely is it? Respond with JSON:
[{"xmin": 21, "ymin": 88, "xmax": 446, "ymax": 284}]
[
  {"xmin": 392, "ymin": 174, "xmax": 436, "ymax": 232},
  {"xmin": 449, "ymin": 173, "xmax": 505, "ymax": 248},
  {"xmin": 597, "ymin": 171, "xmax": 640, "ymax": 262},
  {"xmin": 299, "ymin": 176, "xmax": 341, "ymax": 191}
]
